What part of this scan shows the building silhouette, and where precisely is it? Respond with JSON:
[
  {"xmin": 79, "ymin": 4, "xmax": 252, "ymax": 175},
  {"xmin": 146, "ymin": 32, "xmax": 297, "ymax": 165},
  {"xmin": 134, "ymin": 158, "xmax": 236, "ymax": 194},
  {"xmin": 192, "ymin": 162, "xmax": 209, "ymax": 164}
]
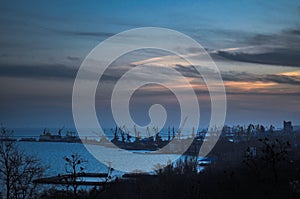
[{"xmin": 283, "ymin": 120, "xmax": 293, "ymax": 132}]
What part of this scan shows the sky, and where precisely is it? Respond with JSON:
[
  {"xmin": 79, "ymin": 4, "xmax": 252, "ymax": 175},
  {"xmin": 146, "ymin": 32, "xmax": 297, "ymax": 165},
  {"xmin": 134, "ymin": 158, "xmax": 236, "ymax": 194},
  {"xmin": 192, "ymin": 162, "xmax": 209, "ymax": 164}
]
[{"xmin": 0, "ymin": 0, "xmax": 300, "ymax": 130}]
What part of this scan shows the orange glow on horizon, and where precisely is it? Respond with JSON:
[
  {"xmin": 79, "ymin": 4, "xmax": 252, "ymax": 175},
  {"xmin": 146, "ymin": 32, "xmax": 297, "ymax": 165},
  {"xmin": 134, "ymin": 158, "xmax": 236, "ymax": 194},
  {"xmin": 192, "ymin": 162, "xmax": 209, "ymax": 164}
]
[
  {"xmin": 279, "ymin": 70, "xmax": 300, "ymax": 77},
  {"xmin": 225, "ymin": 81, "xmax": 277, "ymax": 91}
]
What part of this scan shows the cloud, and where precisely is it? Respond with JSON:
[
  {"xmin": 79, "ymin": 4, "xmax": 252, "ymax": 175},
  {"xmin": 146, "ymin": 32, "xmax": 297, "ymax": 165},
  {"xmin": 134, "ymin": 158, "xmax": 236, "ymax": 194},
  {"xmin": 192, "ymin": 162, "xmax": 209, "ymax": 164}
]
[
  {"xmin": 285, "ymin": 28, "xmax": 300, "ymax": 36},
  {"xmin": 66, "ymin": 56, "xmax": 81, "ymax": 61},
  {"xmin": 0, "ymin": 64, "xmax": 118, "ymax": 81},
  {"xmin": 33, "ymin": 23, "xmax": 116, "ymax": 39},
  {"xmin": 174, "ymin": 64, "xmax": 199, "ymax": 78},
  {"xmin": 64, "ymin": 30, "xmax": 115, "ymax": 38},
  {"xmin": 217, "ymin": 49, "xmax": 300, "ymax": 67},
  {"xmin": 214, "ymin": 24, "xmax": 300, "ymax": 67},
  {"xmin": 174, "ymin": 63, "xmax": 300, "ymax": 86},
  {"xmin": 0, "ymin": 64, "xmax": 76, "ymax": 79},
  {"xmin": 222, "ymin": 71, "xmax": 300, "ymax": 86}
]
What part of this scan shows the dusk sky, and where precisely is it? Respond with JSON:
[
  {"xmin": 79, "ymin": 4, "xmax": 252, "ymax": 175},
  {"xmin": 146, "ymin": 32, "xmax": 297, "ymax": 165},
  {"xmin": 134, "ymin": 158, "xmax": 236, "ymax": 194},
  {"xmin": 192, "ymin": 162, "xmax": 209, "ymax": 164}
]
[{"xmin": 0, "ymin": 0, "xmax": 300, "ymax": 130}]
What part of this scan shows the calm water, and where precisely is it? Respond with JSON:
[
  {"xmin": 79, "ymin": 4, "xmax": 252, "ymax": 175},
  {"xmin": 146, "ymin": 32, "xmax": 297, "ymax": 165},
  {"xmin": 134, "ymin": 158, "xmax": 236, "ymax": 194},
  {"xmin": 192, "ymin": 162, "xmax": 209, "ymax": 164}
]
[
  {"xmin": 14, "ymin": 127, "xmax": 204, "ymax": 177},
  {"xmin": 17, "ymin": 142, "xmax": 188, "ymax": 177},
  {"xmin": 18, "ymin": 142, "xmax": 111, "ymax": 177}
]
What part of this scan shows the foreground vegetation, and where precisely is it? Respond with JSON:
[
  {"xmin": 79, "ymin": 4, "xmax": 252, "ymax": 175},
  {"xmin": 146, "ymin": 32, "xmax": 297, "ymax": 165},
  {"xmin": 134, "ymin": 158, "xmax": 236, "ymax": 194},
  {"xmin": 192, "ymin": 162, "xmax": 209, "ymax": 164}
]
[
  {"xmin": 0, "ymin": 127, "xmax": 46, "ymax": 199},
  {"xmin": 40, "ymin": 137, "xmax": 300, "ymax": 199},
  {"xmin": 2, "ymin": 126, "xmax": 300, "ymax": 199}
]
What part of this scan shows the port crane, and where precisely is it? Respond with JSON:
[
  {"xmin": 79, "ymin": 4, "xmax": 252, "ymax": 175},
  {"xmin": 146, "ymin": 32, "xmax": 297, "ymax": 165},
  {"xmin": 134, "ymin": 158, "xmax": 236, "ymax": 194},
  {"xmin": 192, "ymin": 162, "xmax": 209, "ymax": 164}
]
[{"xmin": 176, "ymin": 116, "xmax": 187, "ymax": 139}]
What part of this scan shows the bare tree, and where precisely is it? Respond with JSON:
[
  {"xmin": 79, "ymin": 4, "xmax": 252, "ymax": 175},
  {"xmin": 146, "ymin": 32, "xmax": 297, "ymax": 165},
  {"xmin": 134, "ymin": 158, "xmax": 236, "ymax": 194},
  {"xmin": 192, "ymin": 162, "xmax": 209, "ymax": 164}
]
[
  {"xmin": 63, "ymin": 153, "xmax": 87, "ymax": 197},
  {"xmin": 243, "ymin": 137, "xmax": 291, "ymax": 185},
  {"xmin": 0, "ymin": 126, "xmax": 46, "ymax": 199}
]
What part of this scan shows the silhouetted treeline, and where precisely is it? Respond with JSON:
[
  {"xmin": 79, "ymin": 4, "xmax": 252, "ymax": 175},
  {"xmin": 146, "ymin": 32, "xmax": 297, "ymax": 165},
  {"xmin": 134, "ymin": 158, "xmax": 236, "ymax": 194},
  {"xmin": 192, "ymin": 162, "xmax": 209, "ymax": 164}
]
[{"xmin": 40, "ymin": 135, "xmax": 300, "ymax": 199}]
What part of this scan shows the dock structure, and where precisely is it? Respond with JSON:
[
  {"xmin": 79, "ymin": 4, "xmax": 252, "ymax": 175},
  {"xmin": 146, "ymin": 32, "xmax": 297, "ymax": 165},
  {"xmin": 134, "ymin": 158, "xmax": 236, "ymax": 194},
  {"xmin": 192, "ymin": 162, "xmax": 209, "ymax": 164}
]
[{"xmin": 33, "ymin": 173, "xmax": 112, "ymax": 186}]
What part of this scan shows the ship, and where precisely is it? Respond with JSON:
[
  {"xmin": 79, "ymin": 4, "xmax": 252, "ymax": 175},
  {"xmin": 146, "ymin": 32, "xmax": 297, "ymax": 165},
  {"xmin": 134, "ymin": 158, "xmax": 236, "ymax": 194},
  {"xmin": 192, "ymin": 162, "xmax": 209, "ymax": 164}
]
[{"xmin": 38, "ymin": 128, "xmax": 81, "ymax": 143}]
